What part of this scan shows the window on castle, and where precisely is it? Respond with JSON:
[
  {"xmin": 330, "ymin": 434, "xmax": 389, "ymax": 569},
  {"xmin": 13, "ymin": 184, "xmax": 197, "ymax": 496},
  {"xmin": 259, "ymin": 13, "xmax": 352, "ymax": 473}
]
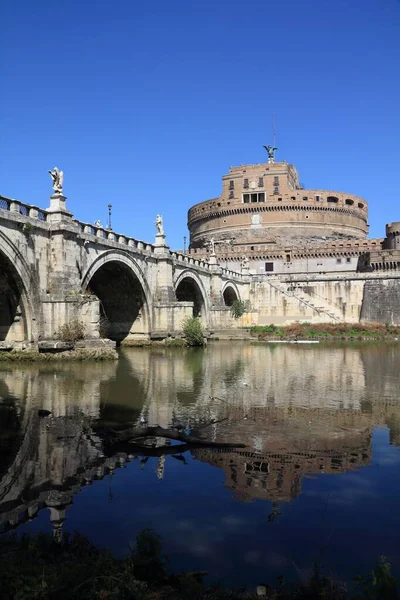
[
  {"xmin": 327, "ymin": 196, "xmax": 339, "ymax": 203},
  {"xmin": 358, "ymin": 202, "xmax": 364, "ymax": 209},
  {"xmin": 336, "ymin": 258, "xmax": 342, "ymax": 264},
  {"xmin": 346, "ymin": 257, "xmax": 351, "ymax": 263},
  {"xmin": 274, "ymin": 176, "xmax": 279, "ymax": 184},
  {"xmin": 229, "ymin": 191, "xmax": 234, "ymax": 199},
  {"xmin": 345, "ymin": 199, "xmax": 354, "ymax": 205},
  {"xmin": 229, "ymin": 180, "xmax": 234, "ymax": 190},
  {"xmin": 243, "ymin": 193, "xmax": 265, "ymax": 204},
  {"xmin": 265, "ymin": 262, "xmax": 274, "ymax": 272},
  {"xmin": 315, "ymin": 195, "xmax": 320, "ymax": 201},
  {"xmin": 273, "ymin": 187, "xmax": 279, "ymax": 195},
  {"xmin": 303, "ymin": 196, "xmax": 308, "ymax": 201},
  {"xmin": 258, "ymin": 177, "xmax": 264, "ymax": 187},
  {"xmin": 244, "ymin": 178, "xmax": 249, "ymax": 189}
]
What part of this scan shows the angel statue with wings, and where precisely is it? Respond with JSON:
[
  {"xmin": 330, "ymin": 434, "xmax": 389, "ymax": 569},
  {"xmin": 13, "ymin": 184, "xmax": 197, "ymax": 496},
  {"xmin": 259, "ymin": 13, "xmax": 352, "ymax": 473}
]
[
  {"xmin": 263, "ymin": 145, "xmax": 278, "ymax": 163},
  {"xmin": 48, "ymin": 167, "xmax": 64, "ymax": 194}
]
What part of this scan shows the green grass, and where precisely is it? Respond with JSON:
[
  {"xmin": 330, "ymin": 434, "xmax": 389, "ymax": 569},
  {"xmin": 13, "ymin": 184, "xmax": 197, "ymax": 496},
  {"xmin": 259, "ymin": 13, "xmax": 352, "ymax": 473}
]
[{"xmin": 250, "ymin": 322, "xmax": 400, "ymax": 341}]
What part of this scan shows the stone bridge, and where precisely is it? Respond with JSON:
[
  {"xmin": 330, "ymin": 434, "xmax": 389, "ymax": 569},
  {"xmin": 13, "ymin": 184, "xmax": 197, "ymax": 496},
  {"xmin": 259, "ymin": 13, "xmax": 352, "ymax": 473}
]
[{"xmin": 0, "ymin": 193, "xmax": 249, "ymax": 345}]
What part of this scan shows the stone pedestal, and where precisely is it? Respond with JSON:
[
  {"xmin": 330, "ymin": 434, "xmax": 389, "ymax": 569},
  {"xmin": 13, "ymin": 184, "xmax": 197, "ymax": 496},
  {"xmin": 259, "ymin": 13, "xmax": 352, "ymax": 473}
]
[
  {"xmin": 46, "ymin": 194, "xmax": 72, "ymax": 223},
  {"xmin": 208, "ymin": 254, "xmax": 218, "ymax": 266},
  {"xmin": 154, "ymin": 233, "xmax": 169, "ymax": 254}
]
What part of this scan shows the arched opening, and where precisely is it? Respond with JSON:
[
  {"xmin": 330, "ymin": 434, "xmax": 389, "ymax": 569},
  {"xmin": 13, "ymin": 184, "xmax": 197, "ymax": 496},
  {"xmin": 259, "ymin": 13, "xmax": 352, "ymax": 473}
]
[
  {"xmin": 0, "ymin": 252, "xmax": 28, "ymax": 342},
  {"xmin": 223, "ymin": 285, "xmax": 239, "ymax": 307},
  {"xmin": 85, "ymin": 260, "xmax": 149, "ymax": 342},
  {"xmin": 175, "ymin": 276, "xmax": 205, "ymax": 318}
]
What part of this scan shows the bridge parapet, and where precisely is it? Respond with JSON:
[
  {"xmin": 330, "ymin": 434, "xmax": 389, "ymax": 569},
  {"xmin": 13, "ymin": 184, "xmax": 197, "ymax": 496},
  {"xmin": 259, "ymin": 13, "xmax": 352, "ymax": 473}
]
[
  {"xmin": 170, "ymin": 250, "xmax": 210, "ymax": 271},
  {"xmin": 0, "ymin": 195, "xmax": 48, "ymax": 222},
  {"xmin": 72, "ymin": 219, "xmax": 156, "ymax": 253}
]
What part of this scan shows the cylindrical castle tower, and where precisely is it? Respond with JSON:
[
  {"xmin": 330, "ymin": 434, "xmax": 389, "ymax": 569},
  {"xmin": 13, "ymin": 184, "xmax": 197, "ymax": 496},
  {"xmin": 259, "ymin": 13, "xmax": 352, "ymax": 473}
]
[
  {"xmin": 188, "ymin": 159, "xmax": 369, "ymax": 251},
  {"xmin": 385, "ymin": 223, "xmax": 400, "ymax": 250}
]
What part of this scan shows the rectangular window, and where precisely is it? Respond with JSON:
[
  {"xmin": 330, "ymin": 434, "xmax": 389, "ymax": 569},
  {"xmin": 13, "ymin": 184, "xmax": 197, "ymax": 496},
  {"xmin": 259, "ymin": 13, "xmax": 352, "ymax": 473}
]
[
  {"xmin": 229, "ymin": 180, "xmax": 234, "ymax": 190},
  {"xmin": 258, "ymin": 177, "xmax": 264, "ymax": 187},
  {"xmin": 274, "ymin": 176, "xmax": 279, "ymax": 184},
  {"xmin": 315, "ymin": 195, "xmax": 320, "ymax": 201},
  {"xmin": 336, "ymin": 258, "xmax": 342, "ymax": 264},
  {"xmin": 243, "ymin": 192, "xmax": 265, "ymax": 203},
  {"xmin": 244, "ymin": 178, "xmax": 249, "ymax": 189},
  {"xmin": 229, "ymin": 191, "xmax": 234, "ymax": 199},
  {"xmin": 346, "ymin": 257, "xmax": 351, "ymax": 263},
  {"xmin": 273, "ymin": 187, "xmax": 279, "ymax": 195},
  {"xmin": 265, "ymin": 262, "xmax": 274, "ymax": 272}
]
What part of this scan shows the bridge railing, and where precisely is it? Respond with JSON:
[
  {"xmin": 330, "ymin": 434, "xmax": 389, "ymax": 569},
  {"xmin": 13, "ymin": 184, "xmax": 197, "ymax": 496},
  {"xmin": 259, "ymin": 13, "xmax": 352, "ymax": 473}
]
[
  {"xmin": 0, "ymin": 195, "xmax": 48, "ymax": 221},
  {"xmin": 73, "ymin": 220, "xmax": 156, "ymax": 253},
  {"xmin": 220, "ymin": 267, "xmax": 243, "ymax": 279},
  {"xmin": 169, "ymin": 250, "xmax": 210, "ymax": 270}
]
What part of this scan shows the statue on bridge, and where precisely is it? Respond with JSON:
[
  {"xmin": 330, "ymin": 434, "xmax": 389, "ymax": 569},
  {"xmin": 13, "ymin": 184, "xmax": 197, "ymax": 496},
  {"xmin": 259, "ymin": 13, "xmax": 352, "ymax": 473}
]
[
  {"xmin": 241, "ymin": 255, "xmax": 249, "ymax": 270},
  {"xmin": 48, "ymin": 167, "xmax": 64, "ymax": 194},
  {"xmin": 155, "ymin": 214, "xmax": 164, "ymax": 236}
]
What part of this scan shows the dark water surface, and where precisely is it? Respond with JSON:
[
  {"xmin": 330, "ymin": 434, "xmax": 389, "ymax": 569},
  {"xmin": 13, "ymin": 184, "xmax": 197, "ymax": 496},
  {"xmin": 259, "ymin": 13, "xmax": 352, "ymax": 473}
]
[{"xmin": 1, "ymin": 342, "xmax": 400, "ymax": 587}]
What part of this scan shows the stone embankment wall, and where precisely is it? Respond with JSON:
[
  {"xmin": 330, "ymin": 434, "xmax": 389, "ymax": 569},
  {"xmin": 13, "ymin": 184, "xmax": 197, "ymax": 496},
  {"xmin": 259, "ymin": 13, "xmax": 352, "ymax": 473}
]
[
  {"xmin": 245, "ymin": 274, "xmax": 400, "ymax": 326},
  {"xmin": 360, "ymin": 279, "xmax": 400, "ymax": 324}
]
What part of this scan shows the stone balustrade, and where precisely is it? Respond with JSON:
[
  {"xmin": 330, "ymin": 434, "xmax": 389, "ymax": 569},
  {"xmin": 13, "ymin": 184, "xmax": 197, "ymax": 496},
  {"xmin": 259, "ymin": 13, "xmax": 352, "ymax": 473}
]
[{"xmin": 0, "ymin": 195, "xmax": 48, "ymax": 221}]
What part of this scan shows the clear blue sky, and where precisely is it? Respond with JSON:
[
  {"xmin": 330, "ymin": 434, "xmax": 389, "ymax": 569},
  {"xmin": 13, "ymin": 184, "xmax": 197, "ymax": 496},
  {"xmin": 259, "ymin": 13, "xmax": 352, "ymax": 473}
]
[{"xmin": 1, "ymin": 0, "xmax": 399, "ymax": 248}]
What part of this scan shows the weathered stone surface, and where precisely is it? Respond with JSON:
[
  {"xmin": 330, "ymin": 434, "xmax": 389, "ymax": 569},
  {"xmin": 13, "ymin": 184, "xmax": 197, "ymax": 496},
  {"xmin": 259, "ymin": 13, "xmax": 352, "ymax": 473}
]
[
  {"xmin": 0, "ymin": 342, "xmax": 14, "ymax": 351},
  {"xmin": 75, "ymin": 339, "xmax": 116, "ymax": 349},
  {"xmin": 38, "ymin": 341, "xmax": 74, "ymax": 352}
]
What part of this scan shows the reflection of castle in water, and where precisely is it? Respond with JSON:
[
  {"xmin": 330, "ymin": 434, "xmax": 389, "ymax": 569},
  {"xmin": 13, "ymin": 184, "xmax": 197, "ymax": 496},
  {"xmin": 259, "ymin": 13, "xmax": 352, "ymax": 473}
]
[{"xmin": 1, "ymin": 343, "xmax": 400, "ymax": 533}]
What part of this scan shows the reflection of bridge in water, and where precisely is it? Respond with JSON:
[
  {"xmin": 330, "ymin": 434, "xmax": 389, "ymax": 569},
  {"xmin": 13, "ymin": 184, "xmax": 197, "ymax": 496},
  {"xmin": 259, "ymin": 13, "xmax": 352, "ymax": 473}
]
[{"xmin": 1, "ymin": 343, "xmax": 400, "ymax": 535}]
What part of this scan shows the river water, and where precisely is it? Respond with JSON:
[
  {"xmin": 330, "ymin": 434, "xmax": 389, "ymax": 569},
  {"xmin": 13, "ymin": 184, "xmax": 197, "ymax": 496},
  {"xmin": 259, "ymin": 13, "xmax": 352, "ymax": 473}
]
[{"xmin": 1, "ymin": 342, "xmax": 400, "ymax": 587}]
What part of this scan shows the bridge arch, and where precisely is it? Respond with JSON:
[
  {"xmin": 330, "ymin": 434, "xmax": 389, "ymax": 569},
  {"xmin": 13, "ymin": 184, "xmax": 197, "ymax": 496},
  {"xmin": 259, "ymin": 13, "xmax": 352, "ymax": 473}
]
[
  {"xmin": 222, "ymin": 281, "xmax": 241, "ymax": 306},
  {"xmin": 82, "ymin": 251, "xmax": 152, "ymax": 341},
  {"xmin": 0, "ymin": 232, "xmax": 38, "ymax": 342},
  {"xmin": 174, "ymin": 269, "xmax": 209, "ymax": 320}
]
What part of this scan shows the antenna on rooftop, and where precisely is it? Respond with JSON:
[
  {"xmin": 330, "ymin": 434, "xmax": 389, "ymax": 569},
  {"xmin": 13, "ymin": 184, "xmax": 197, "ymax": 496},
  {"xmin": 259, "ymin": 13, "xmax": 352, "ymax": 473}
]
[{"xmin": 272, "ymin": 112, "xmax": 276, "ymax": 149}]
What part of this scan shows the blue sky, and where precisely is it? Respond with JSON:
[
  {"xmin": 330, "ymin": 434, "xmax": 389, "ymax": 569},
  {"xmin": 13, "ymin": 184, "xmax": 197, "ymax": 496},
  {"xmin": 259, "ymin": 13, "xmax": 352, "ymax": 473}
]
[{"xmin": 1, "ymin": 0, "xmax": 399, "ymax": 248}]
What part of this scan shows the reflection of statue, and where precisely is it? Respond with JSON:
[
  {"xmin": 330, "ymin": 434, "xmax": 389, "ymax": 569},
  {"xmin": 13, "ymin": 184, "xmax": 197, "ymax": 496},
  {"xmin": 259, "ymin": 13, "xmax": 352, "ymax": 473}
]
[
  {"xmin": 48, "ymin": 167, "xmax": 64, "ymax": 194},
  {"xmin": 263, "ymin": 145, "xmax": 277, "ymax": 164},
  {"xmin": 155, "ymin": 214, "xmax": 164, "ymax": 235}
]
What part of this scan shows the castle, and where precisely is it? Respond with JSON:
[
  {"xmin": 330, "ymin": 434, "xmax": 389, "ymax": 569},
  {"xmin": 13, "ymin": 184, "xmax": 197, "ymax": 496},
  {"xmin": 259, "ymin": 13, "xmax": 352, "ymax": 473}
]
[{"xmin": 187, "ymin": 147, "xmax": 400, "ymax": 276}]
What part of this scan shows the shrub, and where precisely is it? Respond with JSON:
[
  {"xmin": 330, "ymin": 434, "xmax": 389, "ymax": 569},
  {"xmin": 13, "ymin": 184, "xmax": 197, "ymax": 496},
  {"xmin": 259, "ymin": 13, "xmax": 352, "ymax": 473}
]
[
  {"xmin": 230, "ymin": 299, "xmax": 247, "ymax": 319},
  {"xmin": 55, "ymin": 319, "xmax": 86, "ymax": 343},
  {"xmin": 183, "ymin": 316, "xmax": 205, "ymax": 346}
]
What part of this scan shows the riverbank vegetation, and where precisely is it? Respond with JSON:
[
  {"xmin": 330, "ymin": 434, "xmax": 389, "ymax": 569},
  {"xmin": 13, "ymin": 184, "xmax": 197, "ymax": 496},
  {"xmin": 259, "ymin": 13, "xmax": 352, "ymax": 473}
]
[
  {"xmin": 251, "ymin": 322, "xmax": 400, "ymax": 341},
  {"xmin": 183, "ymin": 316, "xmax": 205, "ymax": 346},
  {"xmin": 0, "ymin": 348, "xmax": 118, "ymax": 361},
  {"xmin": 0, "ymin": 531, "xmax": 398, "ymax": 599}
]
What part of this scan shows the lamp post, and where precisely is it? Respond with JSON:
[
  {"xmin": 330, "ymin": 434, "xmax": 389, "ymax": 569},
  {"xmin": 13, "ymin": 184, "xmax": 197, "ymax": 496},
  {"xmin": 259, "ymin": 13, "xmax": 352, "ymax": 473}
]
[{"xmin": 107, "ymin": 203, "xmax": 112, "ymax": 230}]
